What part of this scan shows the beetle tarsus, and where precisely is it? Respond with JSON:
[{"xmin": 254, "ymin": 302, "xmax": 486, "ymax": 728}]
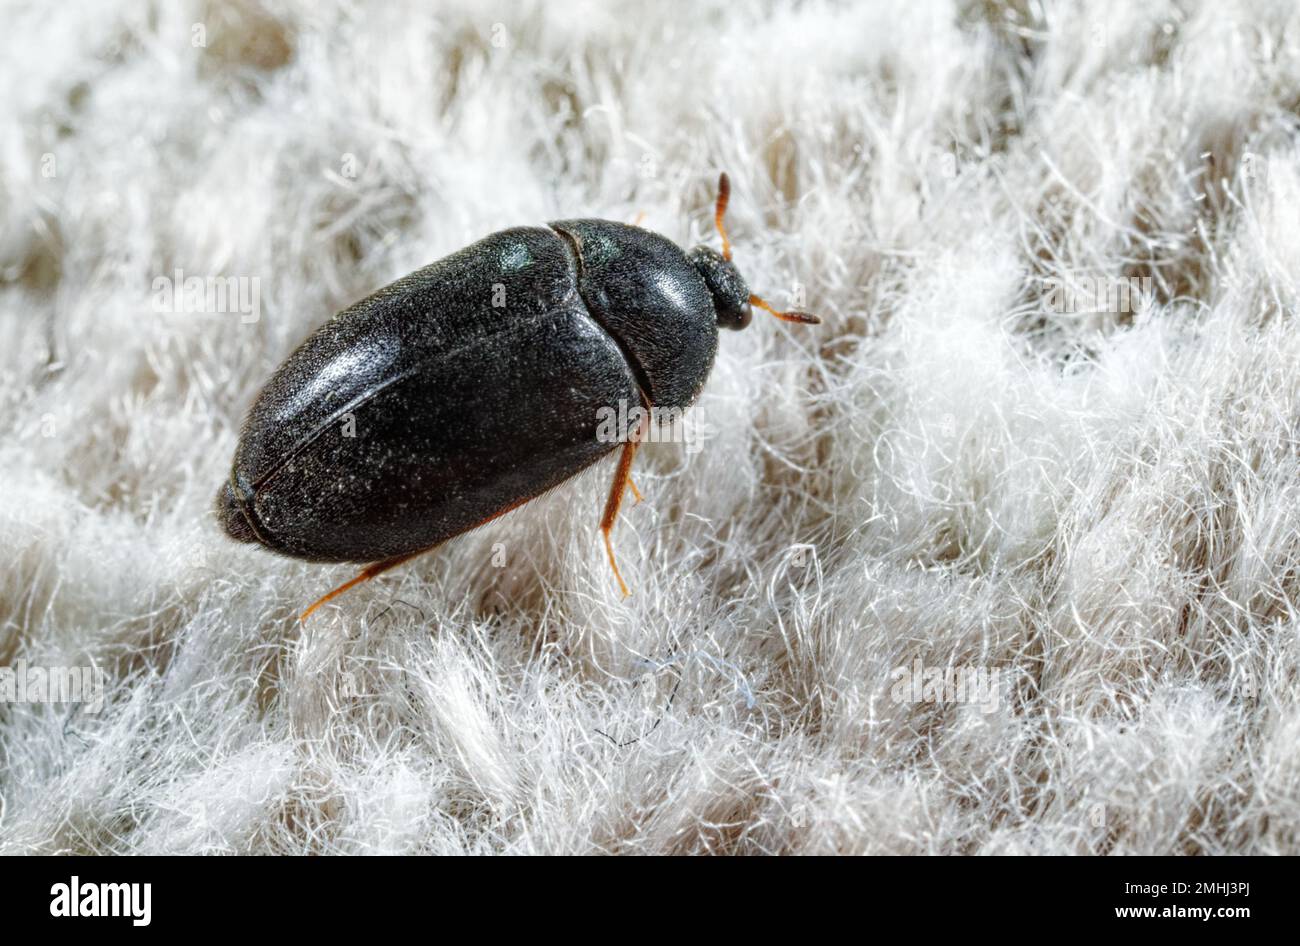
[{"xmin": 603, "ymin": 531, "xmax": 630, "ymax": 598}]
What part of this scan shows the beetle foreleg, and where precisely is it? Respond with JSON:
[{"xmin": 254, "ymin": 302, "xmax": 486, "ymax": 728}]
[{"xmin": 601, "ymin": 412, "xmax": 650, "ymax": 597}]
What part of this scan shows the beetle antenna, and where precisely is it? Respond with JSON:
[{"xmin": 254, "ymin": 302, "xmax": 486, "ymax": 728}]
[
  {"xmin": 749, "ymin": 293, "xmax": 820, "ymax": 325},
  {"xmin": 713, "ymin": 174, "xmax": 819, "ymax": 325},
  {"xmin": 714, "ymin": 172, "xmax": 733, "ymax": 261}
]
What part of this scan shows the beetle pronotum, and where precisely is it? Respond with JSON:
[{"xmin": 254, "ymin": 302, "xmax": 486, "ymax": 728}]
[{"xmin": 215, "ymin": 174, "xmax": 818, "ymax": 619}]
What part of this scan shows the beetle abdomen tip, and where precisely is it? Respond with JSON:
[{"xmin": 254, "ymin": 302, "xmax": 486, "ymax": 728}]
[{"xmin": 216, "ymin": 480, "xmax": 258, "ymax": 544}]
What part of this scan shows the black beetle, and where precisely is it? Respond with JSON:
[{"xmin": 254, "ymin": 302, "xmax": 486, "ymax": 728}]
[{"xmin": 215, "ymin": 173, "xmax": 818, "ymax": 619}]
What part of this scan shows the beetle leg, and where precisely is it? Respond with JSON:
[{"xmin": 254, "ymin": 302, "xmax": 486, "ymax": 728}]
[
  {"xmin": 299, "ymin": 493, "xmax": 536, "ymax": 622},
  {"xmin": 601, "ymin": 412, "xmax": 649, "ymax": 597},
  {"xmin": 301, "ymin": 415, "xmax": 651, "ymax": 617},
  {"xmin": 299, "ymin": 549, "xmax": 423, "ymax": 623}
]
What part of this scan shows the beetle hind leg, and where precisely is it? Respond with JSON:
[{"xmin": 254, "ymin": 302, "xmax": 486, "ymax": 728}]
[
  {"xmin": 299, "ymin": 550, "xmax": 422, "ymax": 623},
  {"xmin": 299, "ymin": 422, "xmax": 650, "ymax": 616},
  {"xmin": 601, "ymin": 414, "xmax": 649, "ymax": 597}
]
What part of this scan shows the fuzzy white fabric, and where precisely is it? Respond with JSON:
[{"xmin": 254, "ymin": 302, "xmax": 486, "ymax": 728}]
[{"xmin": 3, "ymin": 0, "xmax": 1300, "ymax": 855}]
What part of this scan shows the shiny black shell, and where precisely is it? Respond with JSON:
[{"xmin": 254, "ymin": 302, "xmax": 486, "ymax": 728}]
[{"xmin": 217, "ymin": 220, "xmax": 718, "ymax": 563}]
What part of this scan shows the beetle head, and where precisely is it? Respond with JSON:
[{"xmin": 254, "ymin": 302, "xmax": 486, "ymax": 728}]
[
  {"xmin": 696, "ymin": 172, "xmax": 820, "ymax": 331},
  {"xmin": 690, "ymin": 244, "xmax": 752, "ymax": 330}
]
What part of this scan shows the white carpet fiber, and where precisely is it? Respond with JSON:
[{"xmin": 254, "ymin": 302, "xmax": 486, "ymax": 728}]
[{"xmin": 3, "ymin": 0, "xmax": 1300, "ymax": 854}]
